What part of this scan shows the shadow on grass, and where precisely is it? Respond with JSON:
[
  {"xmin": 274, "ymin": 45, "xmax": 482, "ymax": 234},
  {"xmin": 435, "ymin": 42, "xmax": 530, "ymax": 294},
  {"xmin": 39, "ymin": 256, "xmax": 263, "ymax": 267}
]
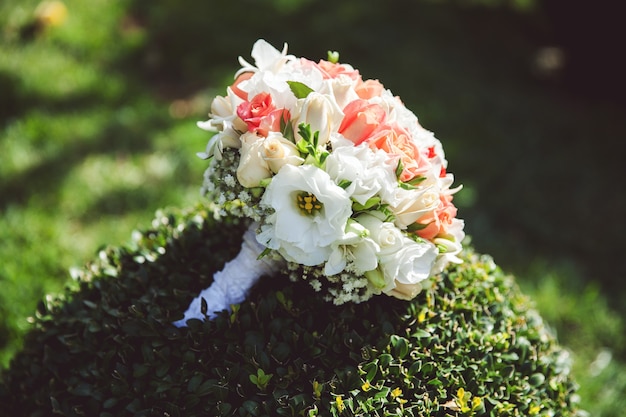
[{"xmin": 0, "ymin": 106, "xmax": 170, "ymax": 211}]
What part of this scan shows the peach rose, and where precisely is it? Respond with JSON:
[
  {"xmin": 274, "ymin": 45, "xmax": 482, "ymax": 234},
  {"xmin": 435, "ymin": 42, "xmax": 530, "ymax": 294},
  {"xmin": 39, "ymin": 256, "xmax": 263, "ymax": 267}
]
[
  {"xmin": 355, "ymin": 79, "xmax": 384, "ymax": 100},
  {"xmin": 338, "ymin": 99, "xmax": 386, "ymax": 145},
  {"xmin": 368, "ymin": 125, "xmax": 428, "ymax": 182},
  {"xmin": 316, "ymin": 59, "xmax": 361, "ymax": 80},
  {"xmin": 414, "ymin": 194, "xmax": 458, "ymax": 240}
]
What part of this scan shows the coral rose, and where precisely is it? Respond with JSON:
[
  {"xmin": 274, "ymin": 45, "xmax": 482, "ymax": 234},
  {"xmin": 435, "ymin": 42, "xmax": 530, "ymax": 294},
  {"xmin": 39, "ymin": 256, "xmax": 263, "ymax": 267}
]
[
  {"xmin": 230, "ymin": 71, "xmax": 253, "ymax": 100},
  {"xmin": 338, "ymin": 99, "xmax": 386, "ymax": 145},
  {"xmin": 237, "ymin": 93, "xmax": 289, "ymax": 137}
]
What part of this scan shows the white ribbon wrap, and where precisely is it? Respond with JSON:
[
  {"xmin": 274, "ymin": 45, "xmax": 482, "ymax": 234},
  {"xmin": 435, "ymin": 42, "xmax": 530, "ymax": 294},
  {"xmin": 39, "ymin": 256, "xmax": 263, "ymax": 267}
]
[{"xmin": 173, "ymin": 223, "xmax": 281, "ymax": 327}]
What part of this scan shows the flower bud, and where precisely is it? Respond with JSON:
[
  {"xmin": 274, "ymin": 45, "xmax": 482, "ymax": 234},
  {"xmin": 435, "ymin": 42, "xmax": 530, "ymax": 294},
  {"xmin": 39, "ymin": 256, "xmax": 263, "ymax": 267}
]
[
  {"xmin": 387, "ymin": 281, "xmax": 423, "ymax": 300},
  {"xmin": 210, "ymin": 96, "xmax": 233, "ymax": 119},
  {"xmin": 293, "ymin": 92, "xmax": 343, "ymax": 146},
  {"xmin": 209, "ymin": 93, "xmax": 248, "ymax": 132}
]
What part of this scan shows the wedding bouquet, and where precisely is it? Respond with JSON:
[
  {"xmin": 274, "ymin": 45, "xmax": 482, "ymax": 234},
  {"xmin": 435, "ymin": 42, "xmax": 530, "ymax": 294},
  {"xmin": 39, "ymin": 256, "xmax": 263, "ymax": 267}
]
[{"xmin": 175, "ymin": 39, "xmax": 464, "ymax": 325}]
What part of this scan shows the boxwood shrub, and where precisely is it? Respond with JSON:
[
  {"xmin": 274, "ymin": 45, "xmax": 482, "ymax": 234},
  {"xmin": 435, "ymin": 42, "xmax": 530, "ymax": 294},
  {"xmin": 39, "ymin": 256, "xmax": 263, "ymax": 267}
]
[{"xmin": 0, "ymin": 205, "xmax": 584, "ymax": 416}]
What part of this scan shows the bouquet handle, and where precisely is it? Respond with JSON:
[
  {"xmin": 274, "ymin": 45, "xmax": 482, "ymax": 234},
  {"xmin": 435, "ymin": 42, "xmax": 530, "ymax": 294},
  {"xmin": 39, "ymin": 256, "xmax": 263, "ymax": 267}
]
[{"xmin": 173, "ymin": 223, "xmax": 280, "ymax": 327}]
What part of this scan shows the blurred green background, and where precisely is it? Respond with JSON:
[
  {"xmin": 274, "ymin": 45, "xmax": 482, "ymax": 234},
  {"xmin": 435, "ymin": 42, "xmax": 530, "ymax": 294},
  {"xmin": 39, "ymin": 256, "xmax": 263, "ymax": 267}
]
[{"xmin": 1, "ymin": 0, "xmax": 625, "ymax": 415}]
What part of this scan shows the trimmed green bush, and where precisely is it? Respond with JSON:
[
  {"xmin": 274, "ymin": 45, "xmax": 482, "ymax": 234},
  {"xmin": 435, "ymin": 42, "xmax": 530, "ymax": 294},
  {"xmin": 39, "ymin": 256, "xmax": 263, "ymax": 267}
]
[{"xmin": 0, "ymin": 205, "xmax": 583, "ymax": 416}]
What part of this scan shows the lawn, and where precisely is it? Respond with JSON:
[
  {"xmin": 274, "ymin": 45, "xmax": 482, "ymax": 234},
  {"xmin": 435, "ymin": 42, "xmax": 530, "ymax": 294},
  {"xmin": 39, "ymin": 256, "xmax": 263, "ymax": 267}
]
[{"xmin": 1, "ymin": 0, "xmax": 625, "ymax": 415}]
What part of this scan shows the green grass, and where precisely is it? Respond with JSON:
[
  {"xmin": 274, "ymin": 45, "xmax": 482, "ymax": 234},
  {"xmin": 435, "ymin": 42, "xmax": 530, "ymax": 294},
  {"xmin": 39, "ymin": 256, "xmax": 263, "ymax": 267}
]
[
  {"xmin": 0, "ymin": 0, "xmax": 209, "ymax": 363},
  {"xmin": 1, "ymin": 0, "xmax": 625, "ymax": 415}
]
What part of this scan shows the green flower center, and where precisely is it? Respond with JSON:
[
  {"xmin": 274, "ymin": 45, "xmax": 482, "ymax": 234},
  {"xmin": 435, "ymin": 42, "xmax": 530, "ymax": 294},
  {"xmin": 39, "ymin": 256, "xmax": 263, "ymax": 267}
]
[{"xmin": 297, "ymin": 192, "xmax": 323, "ymax": 216}]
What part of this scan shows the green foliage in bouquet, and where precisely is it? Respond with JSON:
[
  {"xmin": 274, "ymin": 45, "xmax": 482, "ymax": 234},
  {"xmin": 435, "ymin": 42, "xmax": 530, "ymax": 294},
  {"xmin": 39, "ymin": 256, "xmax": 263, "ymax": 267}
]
[{"xmin": 0, "ymin": 206, "xmax": 583, "ymax": 417}]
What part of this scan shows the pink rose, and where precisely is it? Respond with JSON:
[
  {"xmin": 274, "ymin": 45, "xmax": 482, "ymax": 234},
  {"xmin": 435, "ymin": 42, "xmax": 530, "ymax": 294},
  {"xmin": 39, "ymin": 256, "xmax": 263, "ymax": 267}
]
[
  {"xmin": 355, "ymin": 79, "xmax": 384, "ymax": 100},
  {"xmin": 338, "ymin": 99, "xmax": 386, "ymax": 145},
  {"xmin": 237, "ymin": 93, "xmax": 290, "ymax": 137},
  {"xmin": 367, "ymin": 125, "xmax": 429, "ymax": 182}
]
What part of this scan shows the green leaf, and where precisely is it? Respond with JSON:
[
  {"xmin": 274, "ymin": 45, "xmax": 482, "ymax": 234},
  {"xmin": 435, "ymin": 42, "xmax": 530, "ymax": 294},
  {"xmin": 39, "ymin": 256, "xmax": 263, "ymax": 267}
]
[
  {"xmin": 352, "ymin": 196, "xmax": 381, "ymax": 212},
  {"xmin": 280, "ymin": 114, "xmax": 295, "ymax": 141},
  {"xmin": 390, "ymin": 335, "xmax": 410, "ymax": 359},
  {"xmin": 187, "ymin": 374, "xmax": 203, "ymax": 393},
  {"xmin": 405, "ymin": 175, "xmax": 427, "ymax": 186},
  {"xmin": 406, "ymin": 221, "xmax": 429, "ymax": 233},
  {"xmin": 395, "ymin": 159, "xmax": 404, "ymax": 178},
  {"xmin": 287, "ymin": 81, "xmax": 314, "ymax": 99},
  {"xmin": 337, "ymin": 179, "xmax": 353, "ymax": 189}
]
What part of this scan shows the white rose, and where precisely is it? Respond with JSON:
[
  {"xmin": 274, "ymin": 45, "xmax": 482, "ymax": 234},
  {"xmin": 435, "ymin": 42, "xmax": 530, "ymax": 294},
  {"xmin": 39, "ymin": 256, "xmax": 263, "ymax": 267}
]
[
  {"xmin": 256, "ymin": 164, "xmax": 353, "ymax": 266},
  {"xmin": 357, "ymin": 213, "xmax": 437, "ymax": 299},
  {"xmin": 389, "ymin": 237, "xmax": 437, "ymax": 284},
  {"xmin": 236, "ymin": 132, "xmax": 272, "ymax": 187},
  {"xmin": 262, "ymin": 132, "xmax": 304, "ymax": 173},
  {"xmin": 386, "ymin": 186, "xmax": 441, "ymax": 229},
  {"xmin": 292, "ymin": 92, "xmax": 343, "ymax": 146},
  {"xmin": 320, "ymin": 75, "xmax": 360, "ymax": 109}
]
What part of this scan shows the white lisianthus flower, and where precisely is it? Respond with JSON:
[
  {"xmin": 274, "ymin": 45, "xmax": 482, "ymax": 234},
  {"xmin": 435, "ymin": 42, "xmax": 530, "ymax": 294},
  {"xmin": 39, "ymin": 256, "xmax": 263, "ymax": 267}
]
[
  {"xmin": 198, "ymin": 91, "xmax": 247, "ymax": 133},
  {"xmin": 292, "ymin": 92, "xmax": 343, "ymax": 146},
  {"xmin": 262, "ymin": 132, "xmax": 304, "ymax": 173},
  {"xmin": 325, "ymin": 138, "xmax": 397, "ymax": 206},
  {"xmin": 371, "ymin": 92, "xmax": 431, "ymax": 140},
  {"xmin": 196, "ymin": 90, "xmax": 247, "ymax": 160},
  {"xmin": 357, "ymin": 213, "xmax": 437, "ymax": 298},
  {"xmin": 236, "ymin": 39, "xmax": 295, "ymax": 77},
  {"xmin": 237, "ymin": 132, "xmax": 272, "ymax": 187},
  {"xmin": 209, "ymin": 94, "xmax": 236, "ymax": 119},
  {"xmin": 257, "ymin": 164, "xmax": 353, "ymax": 266},
  {"xmin": 197, "ymin": 128, "xmax": 242, "ymax": 161},
  {"xmin": 325, "ymin": 219, "xmax": 380, "ymax": 276}
]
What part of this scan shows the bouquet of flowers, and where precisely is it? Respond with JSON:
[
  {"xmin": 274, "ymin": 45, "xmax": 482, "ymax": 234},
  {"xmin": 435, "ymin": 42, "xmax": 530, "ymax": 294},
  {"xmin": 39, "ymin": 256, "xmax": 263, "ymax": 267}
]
[{"xmin": 175, "ymin": 39, "xmax": 464, "ymax": 326}]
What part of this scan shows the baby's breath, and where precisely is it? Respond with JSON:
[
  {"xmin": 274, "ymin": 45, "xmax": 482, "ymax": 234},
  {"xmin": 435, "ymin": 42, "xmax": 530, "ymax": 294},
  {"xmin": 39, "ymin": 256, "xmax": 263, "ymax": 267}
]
[
  {"xmin": 287, "ymin": 262, "xmax": 378, "ymax": 304},
  {"xmin": 202, "ymin": 149, "xmax": 263, "ymax": 220}
]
